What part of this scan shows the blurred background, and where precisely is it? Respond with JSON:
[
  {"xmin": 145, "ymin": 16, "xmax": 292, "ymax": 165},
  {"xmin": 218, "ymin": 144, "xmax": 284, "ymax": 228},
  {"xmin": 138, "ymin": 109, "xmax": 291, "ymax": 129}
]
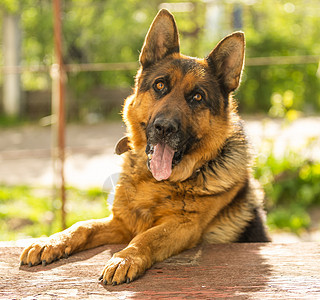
[{"xmin": 0, "ymin": 0, "xmax": 319, "ymax": 242}]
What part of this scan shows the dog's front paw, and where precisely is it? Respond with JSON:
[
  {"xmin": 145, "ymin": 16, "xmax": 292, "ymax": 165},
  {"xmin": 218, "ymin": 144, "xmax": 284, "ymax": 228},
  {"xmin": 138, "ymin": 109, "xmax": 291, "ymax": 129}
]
[
  {"xmin": 20, "ymin": 235, "xmax": 72, "ymax": 267},
  {"xmin": 99, "ymin": 250, "xmax": 150, "ymax": 285}
]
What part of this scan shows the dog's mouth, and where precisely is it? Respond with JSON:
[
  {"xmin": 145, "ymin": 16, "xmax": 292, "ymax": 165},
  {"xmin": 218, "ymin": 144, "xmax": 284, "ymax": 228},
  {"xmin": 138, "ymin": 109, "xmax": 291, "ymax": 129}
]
[{"xmin": 146, "ymin": 143, "xmax": 184, "ymax": 181}]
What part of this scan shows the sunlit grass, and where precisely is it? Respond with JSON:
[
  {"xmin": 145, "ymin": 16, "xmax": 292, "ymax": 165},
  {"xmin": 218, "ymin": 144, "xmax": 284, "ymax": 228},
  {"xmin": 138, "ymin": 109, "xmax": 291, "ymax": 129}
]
[{"xmin": 0, "ymin": 185, "xmax": 110, "ymax": 241}]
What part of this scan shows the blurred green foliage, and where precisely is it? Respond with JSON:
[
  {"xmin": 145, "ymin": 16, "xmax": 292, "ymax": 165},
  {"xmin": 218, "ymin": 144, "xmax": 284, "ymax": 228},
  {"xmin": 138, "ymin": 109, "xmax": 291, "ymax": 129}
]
[
  {"xmin": 0, "ymin": 185, "xmax": 110, "ymax": 240},
  {"xmin": 0, "ymin": 0, "xmax": 319, "ymax": 115},
  {"xmin": 255, "ymin": 135, "xmax": 320, "ymax": 233},
  {"xmin": 237, "ymin": 1, "xmax": 320, "ymax": 113}
]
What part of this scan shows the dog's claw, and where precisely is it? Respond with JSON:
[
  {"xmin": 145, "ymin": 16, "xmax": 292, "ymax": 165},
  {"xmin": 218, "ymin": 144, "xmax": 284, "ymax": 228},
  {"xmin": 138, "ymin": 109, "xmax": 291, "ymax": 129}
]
[
  {"xmin": 42, "ymin": 260, "xmax": 47, "ymax": 267},
  {"xmin": 126, "ymin": 278, "xmax": 130, "ymax": 284},
  {"xmin": 103, "ymin": 280, "xmax": 107, "ymax": 285},
  {"xmin": 98, "ymin": 275, "xmax": 103, "ymax": 281},
  {"xmin": 112, "ymin": 281, "xmax": 117, "ymax": 286},
  {"xmin": 28, "ymin": 262, "xmax": 32, "ymax": 267}
]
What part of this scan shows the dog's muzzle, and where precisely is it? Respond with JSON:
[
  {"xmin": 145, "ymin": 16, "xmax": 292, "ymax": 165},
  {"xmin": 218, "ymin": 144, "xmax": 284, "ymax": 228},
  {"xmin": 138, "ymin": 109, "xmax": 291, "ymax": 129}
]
[{"xmin": 146, "ymin": 116, "xmax": 185, "ymax": 181}]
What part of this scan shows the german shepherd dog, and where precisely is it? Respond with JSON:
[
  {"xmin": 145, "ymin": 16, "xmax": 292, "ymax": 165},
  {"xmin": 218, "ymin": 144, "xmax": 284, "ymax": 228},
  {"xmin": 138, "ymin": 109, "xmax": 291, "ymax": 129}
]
[{"xmin": 20, "ymin": 9, "xmax": 269, "ymax": 285}]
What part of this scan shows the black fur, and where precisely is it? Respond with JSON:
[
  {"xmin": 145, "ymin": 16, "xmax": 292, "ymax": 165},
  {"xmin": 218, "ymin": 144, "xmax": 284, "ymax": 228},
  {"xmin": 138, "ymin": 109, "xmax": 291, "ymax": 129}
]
[{"xmin": 237, "ymin": 208, "xmax": 270, "ymax": 243}]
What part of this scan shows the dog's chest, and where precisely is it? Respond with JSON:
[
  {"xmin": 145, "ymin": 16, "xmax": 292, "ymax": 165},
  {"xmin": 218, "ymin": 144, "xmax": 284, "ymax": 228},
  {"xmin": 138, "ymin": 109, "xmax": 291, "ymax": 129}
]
[
  {"xmin": 122, "ymin": 179, "xmax": 205, "ymax": 233},
  {"xmin": 115, "ymin": 150, "xmax": 209, "ymax": 234}
]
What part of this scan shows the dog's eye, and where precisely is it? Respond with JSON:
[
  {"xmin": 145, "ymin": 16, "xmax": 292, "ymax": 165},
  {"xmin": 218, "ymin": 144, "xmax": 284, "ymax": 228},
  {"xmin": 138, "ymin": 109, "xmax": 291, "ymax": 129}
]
[
  {"xmin": 155, "ymin": 81, "xmax": 165, "ymax": 91},
  {"xmin": 193, "ymin": 93, "xmax": 202, "ymax": 102}
]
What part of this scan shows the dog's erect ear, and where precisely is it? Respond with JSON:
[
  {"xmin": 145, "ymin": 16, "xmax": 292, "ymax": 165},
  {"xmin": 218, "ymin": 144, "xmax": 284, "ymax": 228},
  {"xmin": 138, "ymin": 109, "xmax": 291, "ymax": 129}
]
[
  {"xmin": 139, "ymin": 9, "xmax": 180, "ymax": 68},
  {"xmin": 207, "ymin": 32, "xmax": 245, "ymax": 93}
]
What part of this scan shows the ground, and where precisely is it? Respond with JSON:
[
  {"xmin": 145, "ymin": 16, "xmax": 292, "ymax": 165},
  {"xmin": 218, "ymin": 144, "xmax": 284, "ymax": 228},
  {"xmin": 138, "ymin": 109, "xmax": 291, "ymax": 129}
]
[{"xmin": 1, "ymin": 241, "xmax": 320, "ymax": 299}]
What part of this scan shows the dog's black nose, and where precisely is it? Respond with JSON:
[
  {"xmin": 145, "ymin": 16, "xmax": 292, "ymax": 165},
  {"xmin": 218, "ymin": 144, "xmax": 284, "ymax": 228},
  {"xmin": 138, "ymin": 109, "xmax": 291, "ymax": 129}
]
[{"xmin": 153, "ymin": 117, "xmax": 179, "ymax": 138}]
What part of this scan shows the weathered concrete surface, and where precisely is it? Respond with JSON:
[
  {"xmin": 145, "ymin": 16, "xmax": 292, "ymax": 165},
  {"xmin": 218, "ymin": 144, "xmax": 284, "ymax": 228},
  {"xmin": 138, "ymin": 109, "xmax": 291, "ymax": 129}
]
[{"xmin": 1, "ymin": 242, "xmax": 320, "ymax": 299}]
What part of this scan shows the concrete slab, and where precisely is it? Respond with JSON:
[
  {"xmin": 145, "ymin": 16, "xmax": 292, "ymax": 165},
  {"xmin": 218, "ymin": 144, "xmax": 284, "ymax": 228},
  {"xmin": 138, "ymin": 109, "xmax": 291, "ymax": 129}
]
[{"xmin": 1, "ymin": 242, "xmax": 319, "ymax": 299}]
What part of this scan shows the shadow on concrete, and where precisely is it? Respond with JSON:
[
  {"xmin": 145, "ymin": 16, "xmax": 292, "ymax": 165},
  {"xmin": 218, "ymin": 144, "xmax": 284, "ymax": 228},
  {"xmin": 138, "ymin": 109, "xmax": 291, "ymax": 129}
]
[
  {"xmin": 18, "ymin": 244, "xmax": 123, "ymax": 273},
  {"xmin": 100, "ymin": 243, "xmax": 272, "ymax": 298}
]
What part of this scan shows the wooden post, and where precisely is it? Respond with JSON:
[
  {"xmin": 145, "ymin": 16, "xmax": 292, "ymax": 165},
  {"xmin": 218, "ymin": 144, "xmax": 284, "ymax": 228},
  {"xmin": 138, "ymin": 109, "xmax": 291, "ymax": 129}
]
[
  {"xmin": 2, "ymin": 12, "xmax": 21, "ymax": 117},
  {"xmin": 52, "ymin": 0, "xmax": 66, "ymax": 229}
]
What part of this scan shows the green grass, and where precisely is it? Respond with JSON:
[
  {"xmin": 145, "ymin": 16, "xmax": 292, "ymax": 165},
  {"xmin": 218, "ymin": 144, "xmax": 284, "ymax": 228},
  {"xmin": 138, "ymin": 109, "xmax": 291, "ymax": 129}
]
[
  {"xmin": 0, "ymin": 115, "xmax": 29, "ymax": 127},
  {"xmin": 0, "ymin": 185, "xmax": 110, "ymax": 241}
]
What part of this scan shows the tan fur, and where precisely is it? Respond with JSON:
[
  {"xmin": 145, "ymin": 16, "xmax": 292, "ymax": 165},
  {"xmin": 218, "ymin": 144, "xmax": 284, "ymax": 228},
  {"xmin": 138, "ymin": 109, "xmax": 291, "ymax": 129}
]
[{"xmin": 20, "ymin": 9, "xmax": 268, "ymax": 285}]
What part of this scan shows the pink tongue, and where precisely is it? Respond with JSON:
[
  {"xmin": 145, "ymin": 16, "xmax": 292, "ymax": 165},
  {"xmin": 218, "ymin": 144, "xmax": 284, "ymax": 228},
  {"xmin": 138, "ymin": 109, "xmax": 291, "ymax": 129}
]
[{"xmin": 150, "ymin": 143, "xmax": 175, "ymax": 181}]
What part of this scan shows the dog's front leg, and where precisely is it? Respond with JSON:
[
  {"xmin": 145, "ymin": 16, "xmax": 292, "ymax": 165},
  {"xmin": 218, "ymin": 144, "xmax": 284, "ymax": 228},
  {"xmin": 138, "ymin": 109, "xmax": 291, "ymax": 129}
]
[
  {"xmin": 20, "ymin": 216, "xmax": 131, "ymax": 266},
  {"xmin": 99, "ymin": 218, "xmax": 201, "ymax": 285}
]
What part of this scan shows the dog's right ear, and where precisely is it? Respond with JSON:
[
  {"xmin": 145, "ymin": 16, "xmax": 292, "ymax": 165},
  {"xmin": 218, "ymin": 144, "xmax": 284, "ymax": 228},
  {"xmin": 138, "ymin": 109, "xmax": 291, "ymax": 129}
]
[{"xmin": 139, "ymin": 9, "xmax": 180, "ymax": 68}]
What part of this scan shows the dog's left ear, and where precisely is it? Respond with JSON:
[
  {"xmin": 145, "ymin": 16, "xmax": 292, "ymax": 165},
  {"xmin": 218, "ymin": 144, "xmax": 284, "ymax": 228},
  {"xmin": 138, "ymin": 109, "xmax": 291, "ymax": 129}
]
[
  {"xmin": 114, "ymin": 136, "xmax": 130, "ymax": 155},
  {"xmin": 207, "ymin": 32, "xmax": 245, "ymax": 93},
  {"xmin": 139, "ymin": 9, "xmax": 180, "ymax": 68}
]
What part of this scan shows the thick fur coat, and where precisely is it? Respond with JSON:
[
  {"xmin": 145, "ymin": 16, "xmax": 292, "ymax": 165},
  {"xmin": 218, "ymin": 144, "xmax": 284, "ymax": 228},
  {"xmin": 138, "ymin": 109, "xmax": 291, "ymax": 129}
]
[{"xmin": 20, "ymin": 9, "xmax": 269, "ymax": 285}]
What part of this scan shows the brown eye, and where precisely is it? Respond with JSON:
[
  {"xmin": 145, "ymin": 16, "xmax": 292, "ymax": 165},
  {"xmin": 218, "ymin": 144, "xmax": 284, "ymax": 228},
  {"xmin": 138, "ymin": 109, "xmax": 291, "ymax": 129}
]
[
  {"xmin": 193, "ymin": 93, "xmax": 202, "ymax": 101},
  {"xmin": 155, "ymin": 81, "xmax": 165, "ymax": 91}
]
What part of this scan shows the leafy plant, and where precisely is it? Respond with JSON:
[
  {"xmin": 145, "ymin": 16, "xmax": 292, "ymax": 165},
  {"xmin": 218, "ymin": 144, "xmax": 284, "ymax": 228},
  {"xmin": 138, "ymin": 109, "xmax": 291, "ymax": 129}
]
[{"xmin": 255, "ymin": 137, "xmax": 320, "ymax": 234}]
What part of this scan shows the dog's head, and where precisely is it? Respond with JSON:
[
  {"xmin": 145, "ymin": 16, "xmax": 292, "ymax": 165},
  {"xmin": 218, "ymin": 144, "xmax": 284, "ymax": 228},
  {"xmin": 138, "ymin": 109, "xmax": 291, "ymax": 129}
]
[{"xmin": 122, "ymin": 9, "xmax": 245, "ymax": 182}]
